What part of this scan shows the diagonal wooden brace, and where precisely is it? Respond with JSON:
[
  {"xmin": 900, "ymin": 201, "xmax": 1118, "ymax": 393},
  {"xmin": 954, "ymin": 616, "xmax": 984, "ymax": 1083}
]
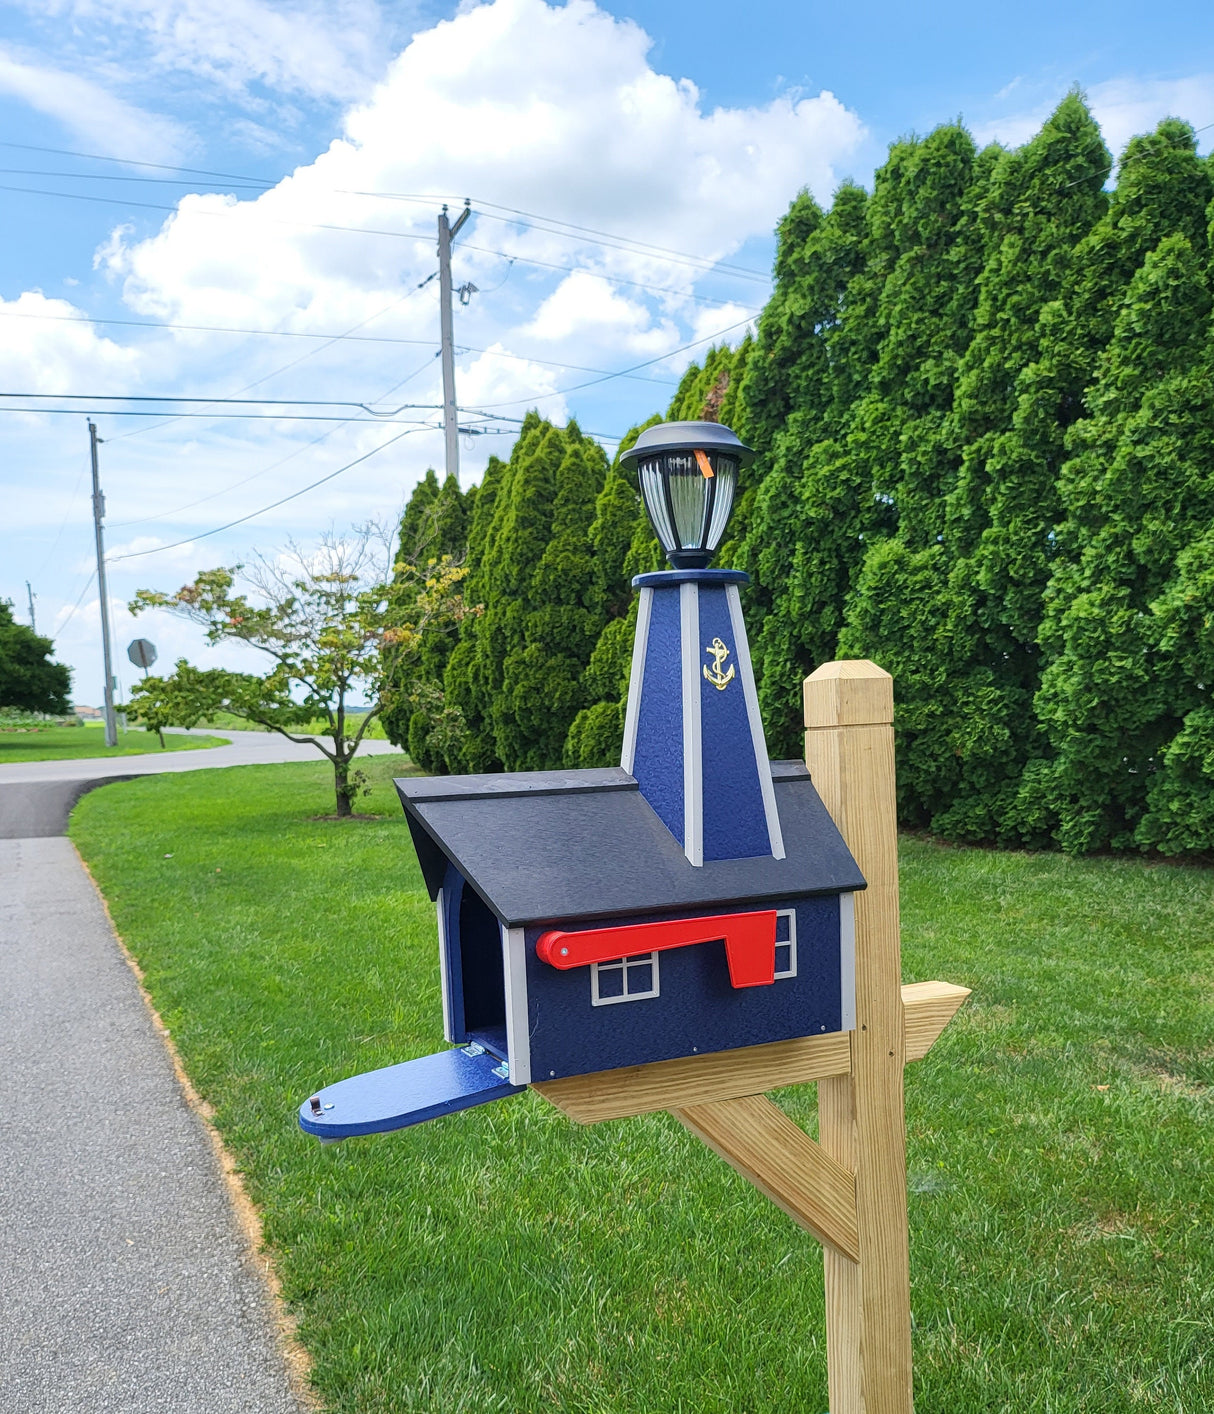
[{"xmin": 673, "ymin": 1093, "xmax": 860, "ymax": 1262}]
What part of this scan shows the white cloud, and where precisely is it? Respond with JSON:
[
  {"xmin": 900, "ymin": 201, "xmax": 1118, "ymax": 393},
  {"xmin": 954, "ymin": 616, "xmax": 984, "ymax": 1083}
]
[
  {"xmin": 99, "ymin": 0, "xmax": 863, "ymax": 344},
  {"xmin": 0, "ymin": 45, "xmax": 187, "ymax": 161},
  {"xmin": 974, "ymin": 74, "xmax": 1214, "ymax": 161},
  {"xmin": 522, "ymin": 273, "xmax": 677, "ymax": 354},
  {"xmin": 0, "ymin": 291, "xmax": 141, "ymax": 396},
  {"xmin": 19, "ymin": 0, "xmax": 390, "ymax": 103}
]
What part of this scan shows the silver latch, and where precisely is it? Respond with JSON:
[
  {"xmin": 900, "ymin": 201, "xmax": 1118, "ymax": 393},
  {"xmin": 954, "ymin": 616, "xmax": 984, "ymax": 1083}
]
[
  {"xmin": 491, "ymin": 1062, "xmax": 511, "ymax": 1080},
  {"xmin": 462, "ymin": 1042, "xmax": 486, "ymax": 1057}
]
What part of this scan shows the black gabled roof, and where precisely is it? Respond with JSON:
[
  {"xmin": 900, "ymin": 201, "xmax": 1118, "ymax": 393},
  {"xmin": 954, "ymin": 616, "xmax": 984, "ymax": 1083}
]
[{"xmin": 395, "ymin": 761, "xmax": 865, "ymax": 928}]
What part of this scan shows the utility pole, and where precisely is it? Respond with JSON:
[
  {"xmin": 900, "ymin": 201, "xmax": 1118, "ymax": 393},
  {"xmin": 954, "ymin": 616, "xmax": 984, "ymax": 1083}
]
[
  {"xmin": 25, "ymin": 581, "xmax": 36, "ymax": 634},
  {"xmin": 89, "ymin": 420, "xmax": 118, "ymax": 748},
  {"xmin": 437, "ymin": 199, "xmax": 472, "ymax": 484}
]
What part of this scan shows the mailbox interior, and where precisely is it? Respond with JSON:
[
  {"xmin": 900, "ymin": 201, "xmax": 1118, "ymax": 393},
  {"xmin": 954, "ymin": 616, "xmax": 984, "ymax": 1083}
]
[{"xmin": 438, "ymin": 865, "xmax": 527, "ymax": 1077}]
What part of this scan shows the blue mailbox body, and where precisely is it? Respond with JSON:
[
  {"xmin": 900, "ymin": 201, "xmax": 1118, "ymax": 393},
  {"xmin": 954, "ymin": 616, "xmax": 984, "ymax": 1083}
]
[{"xmin": 300, "ymin": 570, "xmax": 864, "ymax": 1141}]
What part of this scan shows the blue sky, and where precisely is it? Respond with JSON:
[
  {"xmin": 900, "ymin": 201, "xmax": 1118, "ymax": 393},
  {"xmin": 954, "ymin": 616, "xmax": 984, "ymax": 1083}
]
[{"xmin": 1, "ymin": 0, "xmax": 1211, "ymax": 706}]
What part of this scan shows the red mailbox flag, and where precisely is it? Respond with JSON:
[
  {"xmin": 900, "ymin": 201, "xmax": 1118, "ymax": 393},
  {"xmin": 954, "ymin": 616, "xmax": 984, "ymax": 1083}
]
[{"xmin": 536, "ymin": 910, "xmax": 778, "ymax": 989}]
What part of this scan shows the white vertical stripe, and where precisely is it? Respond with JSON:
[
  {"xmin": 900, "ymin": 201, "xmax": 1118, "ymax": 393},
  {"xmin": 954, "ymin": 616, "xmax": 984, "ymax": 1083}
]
[
  {"xmin": 726, "ymin": 583, "xmax": 785, "ymax": 860},
  {"xmin": 436, "ymin": 886, "xmax": 455, "ymax": 1043},
  {"xmin": 620, "ymin": 586, "xmax": 652, "ymax": 773},
  {"xmin": 501, "ymin": 925, "xmax": 531, "ymax": 1086},
  {"xmin": 680, "ymin": 580, "xmax": 703, "ymax": 867},
  {"xmin": 839, "ymin": 892, "xmax": 856, "ymax": 1033}
]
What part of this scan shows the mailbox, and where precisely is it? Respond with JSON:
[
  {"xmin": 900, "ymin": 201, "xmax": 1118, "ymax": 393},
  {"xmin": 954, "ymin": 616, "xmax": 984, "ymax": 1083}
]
[{"xmin": 300, "ymin": 421, "xmax": 865, "ymax": 1141}]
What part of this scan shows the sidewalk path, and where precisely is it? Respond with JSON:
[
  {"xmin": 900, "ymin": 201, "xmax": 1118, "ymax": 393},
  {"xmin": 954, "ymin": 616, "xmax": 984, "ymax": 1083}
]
[
  {"xmin": 0, "ymin": 734, "xmax": 406, "ymax": 1409},
  {"xmin": 0, "ymin": 837, "xmax": 307, "ymax": 1412},
  {"xmin": 0, "ymin": 728, "xmax": 404, "ymax": 838}
]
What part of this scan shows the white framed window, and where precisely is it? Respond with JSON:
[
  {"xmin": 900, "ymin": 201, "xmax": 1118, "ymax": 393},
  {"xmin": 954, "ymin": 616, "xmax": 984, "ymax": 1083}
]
[
  {"xmin": 774, "ymin": 909, "xmax": 797, "ymax": 979},
  {"xmin": 591, "ymin": 952, "xmax": 660, "ymax": 1006}
]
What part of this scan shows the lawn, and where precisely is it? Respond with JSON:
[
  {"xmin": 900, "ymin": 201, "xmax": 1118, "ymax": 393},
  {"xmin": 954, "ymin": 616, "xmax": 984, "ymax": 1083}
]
[
  {"xmin": 71, "ymin": 757, "xmax": 1214, "ymax": 1413},
  {"xmin": 0, "ymin": 723, "xmax": 228, "ymax": 762}
]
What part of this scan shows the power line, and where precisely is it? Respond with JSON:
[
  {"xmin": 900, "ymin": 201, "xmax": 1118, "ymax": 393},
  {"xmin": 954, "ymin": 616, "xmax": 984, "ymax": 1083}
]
[
  {"xmin": 56, "ymin": 569, "xmax": 97, "ymax": 634},
  {"xmin": 0, "ymin": 309, "xmax": 680, "ymax": 386},
  {"xmin": 109, "ymin": 350, "xmax": 444, "ymax": 529},
  {"xmin": 107, "ymin": 425, "xmax": 430, "ymax": 561},
  {"xmin": 471, "ymin": 315, "xmax": 755, "ymax": 408},
  {"xmin": 0, "ymin": 140, "xmax": 772, "ymax": 282},
  {"xmin": 0, "ymin": 407, "xmax": 439, "ymax": 422},
  {"xmin": 0, "ymin": 392, "xmax": 442, "ymax": 408},
  {"xmin": 106, "ymin": 275, "xmax": 438, "ymax": 444},
  {"xmin": 0, "ymin": 183, "xmax": 762, "ymax": 311}
]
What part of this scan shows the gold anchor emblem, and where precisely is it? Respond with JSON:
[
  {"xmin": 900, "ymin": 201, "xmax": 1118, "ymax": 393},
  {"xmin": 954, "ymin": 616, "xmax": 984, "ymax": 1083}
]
[{"xmin": 702, "ymin": 636, "xmax": 736, "ymax": 691}]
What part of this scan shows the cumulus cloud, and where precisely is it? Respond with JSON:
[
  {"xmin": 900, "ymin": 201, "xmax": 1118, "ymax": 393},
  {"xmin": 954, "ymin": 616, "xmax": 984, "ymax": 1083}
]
[
  {"xmin": 100, "ymin": 0, "xmax": 864, "ymax": 345},
  {"xmin": 974, "ymin": 74, "xmax": 1214, "ymax": 161},
  {"xmin": 0, "ymin": 291, "xmax": 141, "ymax": 396},
  {"xmin": 0, "ymin": 45, "xmax": 187, "ymax": 161}
]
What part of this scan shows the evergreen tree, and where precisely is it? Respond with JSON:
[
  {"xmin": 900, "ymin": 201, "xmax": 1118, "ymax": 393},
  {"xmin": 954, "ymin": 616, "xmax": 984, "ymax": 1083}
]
[
  {"xmin": 445, "ymin": 416, "xmax": 608, "ymax": 772},
  {"xmin": 380, "ymin": 468, "xmax": 472, "ymax": 767},
  {"xmin": 845, "ymin": 94, "xmax": 1111, "ymax": 840},
  {"xmin": 444, "ymin": 453, "xmax": 507, "ymax": 771},
  {"xmin": 1034, "ymin": 233, "xmax": 1213, "ymax": 851},
  {"xmin": 738, "ymin": 182, "xmax": 873, "ymax": 753}
]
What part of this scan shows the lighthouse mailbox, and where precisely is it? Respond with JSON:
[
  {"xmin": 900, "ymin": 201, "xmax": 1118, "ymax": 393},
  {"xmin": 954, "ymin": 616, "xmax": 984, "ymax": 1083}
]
[
  {"xmin": 299, "ymin": 420, "xmax": 974, "ymax": 1414},
  {"xmin": 299, "ymin": 420, "xmax": 864, "ymax": 1138}
]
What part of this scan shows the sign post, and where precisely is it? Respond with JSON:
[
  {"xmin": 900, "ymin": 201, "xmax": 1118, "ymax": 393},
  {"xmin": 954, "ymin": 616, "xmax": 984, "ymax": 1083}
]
[{"xmin": 126, "ymin": 638, "xmax": 162, "ymax": 747}]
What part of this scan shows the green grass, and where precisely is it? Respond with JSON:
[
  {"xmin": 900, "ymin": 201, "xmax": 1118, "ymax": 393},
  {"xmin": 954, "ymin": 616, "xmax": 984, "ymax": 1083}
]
[
  {"xmin": 71, "ymin": 760, "xmax": 1214, "ymax": 1413},
  {"xmin": 0, "ymin": 722, "xmax": 228, "ymax": 761},
  {"xmin": 190, "ymin": 709, "xmax": 391, "ymax": 739}
]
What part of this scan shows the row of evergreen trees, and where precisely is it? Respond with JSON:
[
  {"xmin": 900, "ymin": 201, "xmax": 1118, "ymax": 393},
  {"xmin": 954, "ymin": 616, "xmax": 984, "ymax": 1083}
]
[{"xmin": 387, "ymin": 93, "xmax": 1214, "ymax": 857}]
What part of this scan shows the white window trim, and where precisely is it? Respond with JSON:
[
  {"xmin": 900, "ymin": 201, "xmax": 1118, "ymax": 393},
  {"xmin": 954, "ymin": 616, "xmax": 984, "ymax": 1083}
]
[
  {"xmin": 591, "ymin": 952, "xmax": 660, "ymax": 1006},
  {"xmin": 774, "ymin": 908, "xmax": 797, "ymax": 980}
]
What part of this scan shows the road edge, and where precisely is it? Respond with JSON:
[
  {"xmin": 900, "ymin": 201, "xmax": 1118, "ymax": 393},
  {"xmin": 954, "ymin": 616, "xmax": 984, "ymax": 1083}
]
[{"xmin": 74, "ymin": 843, "xmax": 323, "ymax": 1414}]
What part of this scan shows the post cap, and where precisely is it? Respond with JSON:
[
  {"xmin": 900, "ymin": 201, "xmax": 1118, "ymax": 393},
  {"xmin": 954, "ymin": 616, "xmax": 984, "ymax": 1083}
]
[{"xmin": 803, "ymin": 660, "xmax": 893, "ymax": 729}]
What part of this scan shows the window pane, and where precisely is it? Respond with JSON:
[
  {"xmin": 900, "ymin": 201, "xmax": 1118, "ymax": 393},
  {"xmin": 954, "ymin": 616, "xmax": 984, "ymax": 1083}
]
[
  {"xmin": 597, "ymin": 965, "xmax": 625, "ymax": 998},
  {"xmin": 626, "ymin": 962, "xmax": 653, "ymax": 994}
]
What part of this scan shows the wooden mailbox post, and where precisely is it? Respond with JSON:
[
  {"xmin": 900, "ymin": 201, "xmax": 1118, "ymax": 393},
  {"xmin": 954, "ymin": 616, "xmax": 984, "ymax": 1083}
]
[{"xmin": 536, "ymin": 657, "xmax": 968, "ymax": 1413}]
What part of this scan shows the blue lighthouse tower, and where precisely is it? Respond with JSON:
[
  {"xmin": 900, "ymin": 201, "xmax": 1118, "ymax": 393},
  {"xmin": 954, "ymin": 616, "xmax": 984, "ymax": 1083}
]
[
  {"xmin": 618, "ymin": 422, "xmax": 783, "ymax": 866},
  {"xmin": 298, "ymin": 421, "xmax": 863, "ymax": 1140}
]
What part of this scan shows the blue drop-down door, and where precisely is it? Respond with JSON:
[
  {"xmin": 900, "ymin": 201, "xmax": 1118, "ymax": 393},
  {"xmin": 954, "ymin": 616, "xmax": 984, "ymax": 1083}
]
[{"xmin": 298, "ymin": 1045, "xmax": 524, "ymax": 1140}]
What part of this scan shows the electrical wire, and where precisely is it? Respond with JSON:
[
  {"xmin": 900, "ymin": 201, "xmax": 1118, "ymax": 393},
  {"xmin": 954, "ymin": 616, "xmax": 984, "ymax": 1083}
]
[
  {"xmin": 0, "ymin": 408, "xmax": 438, "ymax": 422},
  {"xmin": 0, "ymin": 309, "xmax": 679, "ymax": 386},
  {"xmin": 107, "ymin": 424, "xmax": 432, "ymax": 561},
  {"xmin": 0, "ymin": 140, "xmax": 771, "ymax": 282},
  {"xmin": 55, "ymin": 569, "xmax": 98, "ymax": 634},
  {"xmin": 470, "ymin": 315, "xmax": 755, "ymax": 408},
  {"xmin": 105, "ymin": 275, "xmax": 438, "ymax": 444},
  {"xmin": 109, "ymin": 350, "xmax": 443, "ymax": 529},
  {"xmin": 0, "ymin": 183, "xmax": 762, "ymax": 311}
]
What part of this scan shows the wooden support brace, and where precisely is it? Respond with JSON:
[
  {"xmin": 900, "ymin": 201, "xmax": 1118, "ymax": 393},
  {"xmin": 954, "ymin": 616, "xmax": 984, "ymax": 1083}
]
[
  {"xmin": 673, "ymin": 1094, "xmax": 860, "ymax": 1262},
  {"xmin": 533, "ymin": 979, "xmax": 969, "ymax": 1125}
]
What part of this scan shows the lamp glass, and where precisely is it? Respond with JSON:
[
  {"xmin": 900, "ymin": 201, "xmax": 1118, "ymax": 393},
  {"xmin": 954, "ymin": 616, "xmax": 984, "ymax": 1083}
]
[{"xmin": 638, "ymin": 451, "xmax": 738, "ymax": 567}]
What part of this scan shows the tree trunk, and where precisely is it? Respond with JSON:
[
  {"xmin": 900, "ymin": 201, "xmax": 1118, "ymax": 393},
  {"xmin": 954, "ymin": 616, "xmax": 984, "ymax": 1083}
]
[{"xmin": 334, "ymin": 756, "xmax": 353, "ymax": 817}]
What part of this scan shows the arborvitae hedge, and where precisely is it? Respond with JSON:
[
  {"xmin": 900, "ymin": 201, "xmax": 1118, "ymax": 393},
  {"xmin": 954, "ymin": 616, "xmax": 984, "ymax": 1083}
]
[{"xmin": 410, "ymin": 93, "xmax": 1214, "ymax": 854}]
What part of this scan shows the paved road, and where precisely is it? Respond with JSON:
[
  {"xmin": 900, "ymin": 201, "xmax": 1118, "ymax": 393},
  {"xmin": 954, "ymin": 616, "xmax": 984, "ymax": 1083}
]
[
  {"xmin": 0, "ymin": 728, "xmax": 404, "ymax": 838},
  {"xmin": 0, "ymin": 839, "xmax": 307, "ymax": 1412},
  {"xmin": 0, "ymin": 732, "xmax": 406, "ymax": 1409}
]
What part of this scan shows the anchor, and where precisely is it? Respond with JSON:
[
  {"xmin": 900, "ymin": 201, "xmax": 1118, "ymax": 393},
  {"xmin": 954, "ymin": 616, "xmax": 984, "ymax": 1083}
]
[{"xmin": 702, "ymin": 636, "xmax": 735, "ymax": 691}]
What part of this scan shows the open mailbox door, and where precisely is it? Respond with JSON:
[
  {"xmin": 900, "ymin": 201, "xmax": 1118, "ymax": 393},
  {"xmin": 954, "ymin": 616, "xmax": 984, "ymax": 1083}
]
[{"xmin": 298, "ymin": 1044, "xmax": 524, "ymax": 1141}]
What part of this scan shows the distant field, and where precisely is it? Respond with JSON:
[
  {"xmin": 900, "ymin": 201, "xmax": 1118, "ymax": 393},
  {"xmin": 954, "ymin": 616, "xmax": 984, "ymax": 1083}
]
[
  {"xmin": 72, "ymin": 755, "xmax": 1214, "ymax": 1413},
  {"xmin": 0, "ymin": 723, "xmax": 227, "ymax": 762}
]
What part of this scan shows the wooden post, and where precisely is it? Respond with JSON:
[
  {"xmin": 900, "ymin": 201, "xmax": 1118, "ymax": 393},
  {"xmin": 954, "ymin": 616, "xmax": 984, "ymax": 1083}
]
[{"xmin": 805, "ymin": 660, "xmax": 912, "ymax": 1414}]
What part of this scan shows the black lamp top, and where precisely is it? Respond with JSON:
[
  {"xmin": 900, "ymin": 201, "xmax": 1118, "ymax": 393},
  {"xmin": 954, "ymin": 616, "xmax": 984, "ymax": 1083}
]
[{"xmin": 619, "ymin": 420, "xmax": 756, "ymax": 468}]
